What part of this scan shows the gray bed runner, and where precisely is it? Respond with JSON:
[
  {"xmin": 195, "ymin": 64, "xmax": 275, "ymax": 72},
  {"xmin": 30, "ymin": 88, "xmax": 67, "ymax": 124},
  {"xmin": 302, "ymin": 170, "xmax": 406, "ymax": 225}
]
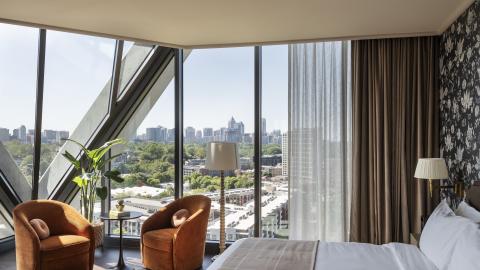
[{"xmin": 217, "ymin": 238, "xmax": 318, "ymax": 270}]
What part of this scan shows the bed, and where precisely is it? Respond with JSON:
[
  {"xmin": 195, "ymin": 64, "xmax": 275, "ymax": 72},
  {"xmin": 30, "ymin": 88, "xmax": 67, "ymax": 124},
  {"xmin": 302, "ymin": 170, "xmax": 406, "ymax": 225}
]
[{"xmin": 209, "ymin": 184, "xmax": 480, "ymax": 270}]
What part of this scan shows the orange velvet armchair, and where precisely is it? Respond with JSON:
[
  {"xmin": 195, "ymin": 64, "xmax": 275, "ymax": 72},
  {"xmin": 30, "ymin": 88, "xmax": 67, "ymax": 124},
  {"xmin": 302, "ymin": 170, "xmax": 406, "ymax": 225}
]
[
  {"xmin": 141, "ymin": 195, "xmax": 211, "ymax": 270},
  {"xmin": 13, "ymin": 200, "xmax": 95, "ymax": 270}
]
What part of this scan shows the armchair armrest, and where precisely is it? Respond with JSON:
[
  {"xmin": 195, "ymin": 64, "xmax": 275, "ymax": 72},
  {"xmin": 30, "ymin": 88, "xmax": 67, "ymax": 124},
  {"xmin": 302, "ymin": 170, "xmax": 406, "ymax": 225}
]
[
  {"xmin": 173, "ymin": 209, "xmax": 209, "ymax": 269},
  {"xmin": 13, "ymin": 209, "xmax": 41, "ymax": 270}
]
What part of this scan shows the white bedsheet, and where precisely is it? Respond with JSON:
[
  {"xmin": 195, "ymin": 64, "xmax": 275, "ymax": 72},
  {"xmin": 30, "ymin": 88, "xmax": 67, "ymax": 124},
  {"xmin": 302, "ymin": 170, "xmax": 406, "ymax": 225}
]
[{"xmin": 209, "ymin": 239, "xmax": 438, "ymax": 270}]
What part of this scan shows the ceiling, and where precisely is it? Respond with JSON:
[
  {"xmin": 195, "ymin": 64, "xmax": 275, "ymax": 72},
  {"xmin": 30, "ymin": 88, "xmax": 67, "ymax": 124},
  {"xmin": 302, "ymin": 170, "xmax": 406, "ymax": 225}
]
[{"xmin": 0, "ymin": 0, "xmax": 474, "ymax": 49}]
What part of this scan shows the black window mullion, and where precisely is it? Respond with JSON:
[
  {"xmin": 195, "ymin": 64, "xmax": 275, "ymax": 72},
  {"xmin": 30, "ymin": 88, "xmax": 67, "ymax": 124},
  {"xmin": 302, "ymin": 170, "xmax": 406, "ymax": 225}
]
[
  {"xmin": 254, "ymin": 46, "xmax": 262, "ymax": 237},
  {"xmin": 31, "ymin": 29, "xmax": 46, "ymax": 200},
  {"xmin": 174, "ymin": 49, "xmax": 184, "ymax": 199}
]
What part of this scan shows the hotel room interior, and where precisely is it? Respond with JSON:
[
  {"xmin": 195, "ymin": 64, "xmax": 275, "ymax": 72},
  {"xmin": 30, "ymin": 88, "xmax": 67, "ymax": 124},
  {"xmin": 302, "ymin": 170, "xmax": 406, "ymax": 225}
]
[{"xmin": 0, "ymin": 0, "xmax": 479, "ymax": 269}]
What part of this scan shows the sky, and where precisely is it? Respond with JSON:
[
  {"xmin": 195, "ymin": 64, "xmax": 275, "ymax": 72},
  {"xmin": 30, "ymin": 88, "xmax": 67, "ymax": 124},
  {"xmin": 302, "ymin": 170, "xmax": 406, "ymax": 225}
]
[{"xmin": 0, "ymin": 23, "xmax": 288, "ymax": 135}]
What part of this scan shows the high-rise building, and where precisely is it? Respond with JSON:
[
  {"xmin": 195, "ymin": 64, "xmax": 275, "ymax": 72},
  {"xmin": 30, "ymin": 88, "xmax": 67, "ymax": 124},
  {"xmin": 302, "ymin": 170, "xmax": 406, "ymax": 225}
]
[
  {"xmin": 262, "ymin": 118, "xmax": 267, "ymax": 135},
  {"xmin": 146, "ymin": 127, "xmax": 159, "ymax": 142},
  {"xmin": 185, "ymin": 127, "xmax": 196, "ymax": 143},
  {"xmin": 203, "ymin": 127, "xmax": 213, "ymax": 142},
  {"xmin": 167, "ymin": 128, "xmax": 175, "ymax": 142},
  {"xmin": 56, "ymin": 131, "xmax": 69, "ymax": 143},
  {"xmin": 214, "ymin": 128, "xmax": 225, "ymax": 141},
  {"xmin": 43, "ymin": 130, "xmax": 57, "ymax": 143},
  {"xmin": 146, "ymin": 126, "xmax": 167, "ymax": 142},
  {"xmin": 225, "ymin": 117, "xmax": 244, "ymax": 142},
  {"xmin": 203, "ymin": 128, "xmax": 213, "ymax": 137},
  {"xmin": 18, "ymin": 125, "xmax": 27, "ymax": 143},
  {"xmin": 243, "ymin": 133, "xmax": 253, "ymax": 144},
  {"xmin": 0, "ymin": 128, "xmax": 9, "ymax": 142},
  {"xmin": 282, "ymin": 133, "xmax": 288, "ymax": 176},
  {"xmin": 196, "ymin": 130, "xmax": 202, "ymax": 140}
]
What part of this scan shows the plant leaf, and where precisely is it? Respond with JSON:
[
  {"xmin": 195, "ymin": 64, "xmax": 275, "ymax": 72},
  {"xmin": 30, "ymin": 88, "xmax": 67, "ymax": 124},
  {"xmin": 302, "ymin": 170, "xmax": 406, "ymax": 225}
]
[
  {"xmin": 91, "ymin": 139, "xmax": 125, "ymax": 167},
  {"xmin": 104, "ymin": 170, "xmax": 124, "ymax": 183},
  {"xmin": 96, "ymin": 186, "xmax": 108, "ymax": 200},
  {"xmin": 64, "ymin": 138, "xmax": 90, "ymax": 155},
  {"xmin": 72, "ymin": 176, "xmax": 87, "ymax": 187},
  {"xmin": 97, "ymin": 153, "xmax": 123, "ymax": 169},
  {"xmin": 62, "ymin": 151, "xmax": 80, "ymax": 169}
]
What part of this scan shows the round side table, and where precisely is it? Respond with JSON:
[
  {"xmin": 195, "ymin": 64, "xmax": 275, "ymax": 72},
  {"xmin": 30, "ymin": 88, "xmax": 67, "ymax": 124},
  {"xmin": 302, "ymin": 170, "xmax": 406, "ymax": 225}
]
[{"xmin": 100, "ymin": 211, "xmax": 143, "ymax": 269}]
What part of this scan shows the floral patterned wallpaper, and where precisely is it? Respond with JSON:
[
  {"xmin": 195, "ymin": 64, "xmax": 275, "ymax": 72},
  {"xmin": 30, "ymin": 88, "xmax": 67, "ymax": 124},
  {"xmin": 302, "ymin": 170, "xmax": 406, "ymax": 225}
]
[{"xmin": 440, "ymin": 1, "xmax": 480, "ymax": 186}]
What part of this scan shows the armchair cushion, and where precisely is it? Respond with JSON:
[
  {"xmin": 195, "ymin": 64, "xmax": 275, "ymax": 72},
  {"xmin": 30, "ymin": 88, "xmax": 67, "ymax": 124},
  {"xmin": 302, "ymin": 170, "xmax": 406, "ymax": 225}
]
[
  {"xmin": 171, "ymin": 209, "xmax": 190, "ymax": 228},
  {"xmin": 30, "ymin": 218, "xmax": 50, "ymax": 240},
  {"xmin": 40, "ymin": 235, "xmax": 90, "ymax": 261},
  {"xmin": 143, "ymin": 228, "xmax": 177, "ymax": 252}
]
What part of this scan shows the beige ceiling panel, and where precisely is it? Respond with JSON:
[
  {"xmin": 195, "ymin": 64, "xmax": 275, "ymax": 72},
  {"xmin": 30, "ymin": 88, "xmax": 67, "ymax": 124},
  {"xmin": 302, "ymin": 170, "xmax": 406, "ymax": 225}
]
[{"xmin": 0, "ymin": 0, "xmax": 474, "ymax": 48}]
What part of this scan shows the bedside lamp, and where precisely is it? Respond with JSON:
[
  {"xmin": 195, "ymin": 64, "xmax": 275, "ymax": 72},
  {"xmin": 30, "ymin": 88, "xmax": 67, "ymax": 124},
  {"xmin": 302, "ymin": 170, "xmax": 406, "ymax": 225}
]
[
  {"xmin": 205, "ymin": 142, "xmax": 239, "ymax": 255},
  {"xmin": 414, "ymin": 158, "xmax": 449, "ymax": 198}
]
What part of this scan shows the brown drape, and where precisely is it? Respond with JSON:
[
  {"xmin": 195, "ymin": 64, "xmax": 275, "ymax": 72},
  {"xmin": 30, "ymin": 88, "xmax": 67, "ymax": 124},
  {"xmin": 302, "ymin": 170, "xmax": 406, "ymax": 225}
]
[{"xmin": 350, "ymin": 37, "xmax": 439, "ymax": 244}]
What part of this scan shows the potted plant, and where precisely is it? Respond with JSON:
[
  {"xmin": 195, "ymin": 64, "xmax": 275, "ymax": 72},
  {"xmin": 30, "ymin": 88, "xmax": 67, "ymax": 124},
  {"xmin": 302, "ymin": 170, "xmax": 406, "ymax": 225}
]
[{"xmin": 62, "ymin": 138, "xmax": 125, "ymax": 248}]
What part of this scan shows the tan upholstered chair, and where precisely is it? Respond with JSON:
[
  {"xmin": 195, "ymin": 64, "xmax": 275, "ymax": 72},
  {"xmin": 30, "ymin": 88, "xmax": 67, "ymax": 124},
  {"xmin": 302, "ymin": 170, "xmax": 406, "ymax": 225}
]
[
  {"xmin": 13, "ymin": 200, "xmax": 95, "ymax": 270},
  {"xmin": 141, "ymin": 195, "xmax": 211, "ymax": 270}
]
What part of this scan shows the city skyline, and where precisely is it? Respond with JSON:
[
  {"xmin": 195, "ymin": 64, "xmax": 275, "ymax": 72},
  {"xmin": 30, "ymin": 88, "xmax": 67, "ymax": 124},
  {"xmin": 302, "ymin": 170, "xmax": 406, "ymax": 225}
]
[{"xmin": 0, "ymin": 23, "xmax": 288, "ymax": 133}]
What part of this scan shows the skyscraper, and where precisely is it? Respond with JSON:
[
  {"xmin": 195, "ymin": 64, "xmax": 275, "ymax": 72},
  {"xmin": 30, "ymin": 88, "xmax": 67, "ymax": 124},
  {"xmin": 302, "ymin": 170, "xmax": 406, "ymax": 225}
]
[
  {"xmin": 19, "ymin": 125, "xmax": 27, "ymax": 143},
  {"xmin": 43, "ymin": 130, "xmax": 57, "ymax": 143},
  {"xmin": 203, "ymin": 128, "xmax": 213, "ymax": 142},
  {"xmin": 262, "ymin": 118, "xmax": 267, "ymax": 135},
  {"xmin": 225, "ymin": 117, "xmax": 244, "ymax": 142},
  {"xmin": 146, "ymin": 127, "xmax": 159, "ymax": 142},
  {"xmin": 203, "ymin": 128, "xmax": 213, "ymax": 137},
  {"xmin": 195, "ymin": 130, "xmax": 202, "ymax": 141},
  {"xmin": 167, "ymin": 128, "xmax": 175, "ymax": 142},
  {"xmin": 146, "ymin": 126, "xmax": 167, "ymax": 142},
  {"xmin": 185, "ymin": 127, "xmax": 196, "ymax": 143}
]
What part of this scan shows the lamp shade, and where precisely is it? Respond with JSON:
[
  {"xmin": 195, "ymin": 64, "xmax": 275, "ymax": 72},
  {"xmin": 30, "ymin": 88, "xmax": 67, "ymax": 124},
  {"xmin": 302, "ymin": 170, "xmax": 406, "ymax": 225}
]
[
  {"xmin": 414, "ymin": 158, "xmax": 449, "ymax": 180},
  {"xmin": 205, "ymin": 142, "xmax": 239, "ymax": 170}
]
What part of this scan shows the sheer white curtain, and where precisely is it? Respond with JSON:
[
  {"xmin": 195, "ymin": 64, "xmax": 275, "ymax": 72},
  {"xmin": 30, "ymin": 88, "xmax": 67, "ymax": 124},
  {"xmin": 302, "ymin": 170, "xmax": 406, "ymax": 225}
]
[{"xmin": 289, "ymin": 41, "xmax": 352, "ymax": 241}]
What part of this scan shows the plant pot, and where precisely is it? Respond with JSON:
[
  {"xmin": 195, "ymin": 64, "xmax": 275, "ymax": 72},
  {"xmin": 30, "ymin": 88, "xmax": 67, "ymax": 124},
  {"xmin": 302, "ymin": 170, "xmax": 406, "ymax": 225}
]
[{"xmin": 92, "ymin": 221, "xmax": 104, "ymax": 249}]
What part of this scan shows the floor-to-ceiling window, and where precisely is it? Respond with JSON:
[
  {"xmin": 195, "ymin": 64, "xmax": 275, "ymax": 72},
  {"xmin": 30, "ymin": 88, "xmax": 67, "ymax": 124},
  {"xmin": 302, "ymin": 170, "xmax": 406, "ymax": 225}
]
[
  {"xmin": 117, "ymin": 42, "xmax": 154, "ymax": 99},
  {"xmin": 0, "ymin": 23, "xmax": 38, "ymax": 197},
  {"xmin": 39, "ymin": 31, "xmax": 116, "ymax": 199},
  {"xmin": 183, "ymin": 48, "xmax": 255, "ymax": 241},
  {"xmin": 107, "ymin": 62, "xmax": 176, "ymax": 236},
  {"xmin": 0, "ymin": 19, "xmax": 344, "ymax": 246},
  {"xmin": 261, "ymin": 45, "xmax": 289, "ymax": 238}
]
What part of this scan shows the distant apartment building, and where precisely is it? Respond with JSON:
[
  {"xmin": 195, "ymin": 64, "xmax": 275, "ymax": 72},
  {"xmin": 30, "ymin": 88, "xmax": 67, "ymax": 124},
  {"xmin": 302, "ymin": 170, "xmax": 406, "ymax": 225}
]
[
  {"xmin": 56, "ymin": 130, "xmax": 69, "ymax": 143},
  {"xmin": 282, "ymin": 133, "xmax": 288, "ymax": 176},
  {"xmin": 167, "ymin": 128, "xmax": 175, "ymax": 142},
  {"xmin": 214, "ymin": 128, "xmax": 226, "ymax": 141},
  {"xmin": 18, "ymin": 125, "xmax": 27, "ymax": 143},
  {"xmin": 261, "ymin": 154, "xmax": 282, "ymax": 166},
  {"xmin": 263, "ymin": 165, "xmax": 283, "ymax": 177},
  {"xmin": 43, "ymin": 130, "xmax": 58, "ymax": 143},
  {"xmin": 203, "ymin": 128, "xmax": 213, "ymax": 137},
  {"xmin": 0, "ymin": 128, "xmax": 9, "ymax": 142},
  {"xmin": 243, "ymin": 133, "xmax": 253, "ymax": 144},
  {"xmin": 146, "ymin": 126, "xmax": 167, "ymax": 142},
  {"xmin": 185, "ymin": 126, "xmax": 196, "ymax": 143},
  {"xmin": 195, "ymin": 130, "xmax": 203, "ymax": 142}
]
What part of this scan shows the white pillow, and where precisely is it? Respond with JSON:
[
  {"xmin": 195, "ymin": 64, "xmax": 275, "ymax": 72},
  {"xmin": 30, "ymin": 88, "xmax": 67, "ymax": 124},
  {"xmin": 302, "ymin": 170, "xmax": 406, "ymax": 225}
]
[
  {"xmin": 447, "ymin": 221, "xmax": 480, "ymax": 270},
  {"xmin": 420, "ymin": 201, "xmax": 472, "ymax": 270},
  {"xmin": 455, "ymin": 201, "xmax": 480, "ymax": 223}
]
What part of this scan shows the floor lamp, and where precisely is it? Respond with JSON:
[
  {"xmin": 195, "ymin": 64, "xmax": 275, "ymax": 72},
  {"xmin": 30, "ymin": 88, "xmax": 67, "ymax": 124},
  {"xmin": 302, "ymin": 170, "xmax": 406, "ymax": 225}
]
[{"xmin": 205, "ymin": 142, "xmax": 239, "ymax": 256}]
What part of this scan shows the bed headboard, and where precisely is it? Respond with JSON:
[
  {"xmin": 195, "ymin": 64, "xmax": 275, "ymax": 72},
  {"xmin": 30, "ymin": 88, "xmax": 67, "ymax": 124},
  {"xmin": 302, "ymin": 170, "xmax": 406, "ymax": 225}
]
[{"xmin": 466, "ymin": 182, "xmax": 480, "ymax": 211}]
